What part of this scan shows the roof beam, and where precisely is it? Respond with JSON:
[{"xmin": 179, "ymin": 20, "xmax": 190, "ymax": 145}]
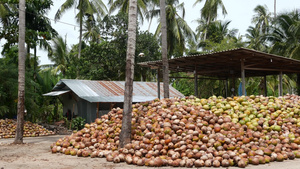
[{"xmin": 245, "ymin": 67, "xmax": 300, "ymax": 73}]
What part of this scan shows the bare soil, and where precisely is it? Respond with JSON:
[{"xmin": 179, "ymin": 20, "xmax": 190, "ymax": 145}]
[{"xmin": 1, "ymin": 135, "xmax": 300, "ymax": 169}]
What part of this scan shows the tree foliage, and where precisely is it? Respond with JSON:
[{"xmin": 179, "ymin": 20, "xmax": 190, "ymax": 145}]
[{"xmin": 77, "ymin": 13, "xmax": 160, "ymax": 81}]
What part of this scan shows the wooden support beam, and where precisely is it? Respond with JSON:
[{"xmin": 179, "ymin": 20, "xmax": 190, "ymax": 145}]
[
  {"xmin": 197, "ymin": 69, "xmax": 230, "ymax": 74},
  {"xmin": 169, "ymin": 76, "xmax": 226, "ymax": 80},
  {"xmin": 279, "ymin": 72, "xmax": 283, "ymax": 96},
  {"xmin": 297, "ymin": 74, "xmax": 300, "ymax": 95},
  {"xmin": 231, "ymin": 77, "xmax": 236, "ymax": 96},
  {"xmin": 225, "ymin": 79, "xmax": 228, "ymax": 98},
  {"xmin": 96, "ymin": 102, "xmax": 99, "ymax": 118},
  {"xmin": 110, "ymin": 102, "xmax": 116, "ymax": 110},
  {"xmin": 241, "ymin": 59, "xmax": 246, "ymax": 95},
  {"xmin": 194, "ymin": 67, "xmax": 198, "ymax": 97},
  {"xmin": 245, "ymin": 67, "xmax": 300, "ymax": 73},
  {"xmin": 244, "ymin": 62, "xmax": 265, "ymax": 68},
  {"xmin": 157, "ymin": 68, "xmax": 160, "ymax": 99},
  {"xmin": 264, "ymin": 75, "xmax": 267, "ymax": 96}
]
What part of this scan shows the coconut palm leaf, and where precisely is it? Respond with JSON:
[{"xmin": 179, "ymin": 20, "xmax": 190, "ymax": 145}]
[
  {"xmin": 108, "ymin": 0, "xmax": 148, "ymax": 23},
  {"xmin": 152, "ymin": 0, "xmax": 195, "ymax": 56}
]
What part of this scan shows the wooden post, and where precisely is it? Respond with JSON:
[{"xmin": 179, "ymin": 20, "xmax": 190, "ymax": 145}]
[
  {"xmin": 241, "ymin": 59, "xmax": 246, "ymax": 95},
  {"xmin": 110, "ymin": 103, "xmax": 115, "ymax": 110},
  {"xmin": 70, "ymin": 103, "xmax": 75, "ymax": 130},
  {"xmin": 297, "ymin": 74, "xmax": 300, "ymax": 95},
  {"xmin": 233, "ymin": 77, "xmax": 236, "ymax": 96},
  {"xmin": 96, "ymin": 102, "xmax": 99, "ymax": 118},
  {"xmin": 264, "ymin": 75, "xmax": 267, "ymax": 96},
  {"xmin": 225, "ymin": 79, "xmax": 228, "ymax": 98},
  {"xmin": 279, "ymin": 72, "xmax": 283, "ymax": 96},
  {"xmin": 194, "ymin": 67, "xmax": 198, "ymax": 97},
  {"xmin": 157, "ymin": 68, "xmax": 160, "ymax": 99}
]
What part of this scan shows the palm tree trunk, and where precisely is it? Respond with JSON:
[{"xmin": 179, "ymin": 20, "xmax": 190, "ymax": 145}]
[
  {"xmin": 160, "ymin": 0, "xmax": 169, "ymax": 98},
  {"xmin": 203, "ymin": 15, "xmax": 210, "ymax": 41},
  {"xmin": 78, "ymin": 15, "xmax": 83, "ymax": 59},
  {"xmin": 274, "ymin": 0, "xmax": 276, "ymax": 18},
  {"xmin": 77, "ymin": 11, "xmax": 83, "ymax": 78},
  {"xmin": 297, "ymin": 74, "xmax": 300, "ymax": 95},
  {"xmin": 14, "ymin": 0, "xmax": 26, "ymax": 144},
  {"xmin": 119, "ymin": 0, "xmax": 137, "ymax": 148},
  {"xmin": 147, "ymin": 6, "xmax": 155, "ymax": 32}
]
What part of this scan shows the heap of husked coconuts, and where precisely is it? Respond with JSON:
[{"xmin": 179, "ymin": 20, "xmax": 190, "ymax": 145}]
[
  {"xmin": 0, "ymin": 119, "xmax": 55, "ymax": 138},
  {"xmin": 50, "ymin": 94, "xmax": 300, "ymax": 168}
]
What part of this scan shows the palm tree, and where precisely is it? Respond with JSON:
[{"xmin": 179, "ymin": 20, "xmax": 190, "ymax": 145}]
[
  {"xmin": 145, "ymin": 0, "xmax": 159, "ymax": 31},
  {"xmin": 49, "ymin": 36, "xmax": 69, "ymax": 77},
  {"xmin": 245, "ymin": 5, "xmax": 271, "ymax": 52},
  {"xmin": 208, "ymin": 20, "xmax": 237, "ymax": 42},
  {"xmin": 150, "ymin": 0, "xmax": 195, "ymax": 56},
  {"xmin": 252, "ymin": 5, "xmax": 271, "ymax": 34},
  {"xmin": 194, "ymin": 0, "xmax": 227, "ymax": 40},
  {"xmin": 195, "ymin": 18, "xmax": 209, "ymax": 41},
  {"xmin": 55, "ymin": 0, "xmax": 107, "ymax": 59},
  {"xmin": 268, "ymin": 10, "xmax": 300, "ymax": 59},
  {"xmin": 83, "ymin": 17, "xmax": 101, "ymax": 43},
  {"xmin": 120, "ymin": 0, "xmax": 137, "ymax": 148},
  {"xmin": 245, "ymin": 26, "xmax": 267, "ymax": 51},
  {"xmin": 108, "ymin": 0, "xmax": 149, "ymax": 23},
  {"xmin": 267, "ymin": 10, "xmax": 300, "ymax": 96},
  {"xmin": 14, "ymin": 0, "xmax": 26, "ymax": 144},
  {"xmin": 160, "ymin": 0, "xmax": 169, "ymax": 98},
  {"xmin": 197, "ymin": 20, "xmax": 238, "ymax": 51}
]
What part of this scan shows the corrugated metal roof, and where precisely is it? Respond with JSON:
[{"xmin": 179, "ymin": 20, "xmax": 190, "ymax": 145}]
[
  {"xmin": 45, "ymin": 79, "xmax": 184, "ymax": 103},
  {"xmin": 138, "ymin": 47, "xmax": 300, "ymax": 78},
  {"xmin": 43, "ymin": 90, "xmax": 70, "ymax": 96}
]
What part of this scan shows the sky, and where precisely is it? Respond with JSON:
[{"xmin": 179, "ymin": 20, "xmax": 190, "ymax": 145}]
[{"xmin": 0, "ymin": 0, "xmax": 299, "ymax": 65}]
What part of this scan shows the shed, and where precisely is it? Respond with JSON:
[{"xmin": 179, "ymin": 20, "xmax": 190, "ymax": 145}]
[
  {"xmin": 43, "ymin": 79, "xmax": 184, "ymax": 123},
  {"xmin": 139, "ymin": 48, "xmax": 300, "ymax": 97}
]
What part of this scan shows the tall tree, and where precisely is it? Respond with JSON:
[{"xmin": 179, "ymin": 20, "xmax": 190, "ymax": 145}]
[
  {"xmin": 55, "ymin": 0, "xmax": 107, "ymax": 59},
  {"xmin": 49, "ymin": 36, "xmax": 69, "ymax": 77},
  {"xmin": 120, "ymin": 0, "xmax": 137, "ymax": 148},
  {"xmin": 245, "ymin": 26, "xmax": 267, "ymax": 51},
  {"xmin": 14, "ymin": 0, "xmax": 26, "ymax": 144},
  {"xmin": 252, "ymin": 5, "xmax": 271, "ymax": 34},
  {"xmin": 83, "ymin": 17, "xmax": 101, "ymax": 43},
  {"xmin": 268, "ymin": 10, "xmax": 300, "ymax": 59},
  {"xmin": 79, "ymin": 14, "xmax": 160, "ymax": 81},
  {"xmin": 150, "ymin": 0, "xmax": 194, "ymax": 56},
  {"xmin": 194, "ymin": 0, "xmax": 227, "ymax": 40},
  {"xmin": 108, "ymin": 0, "xmax": 148, "ymax": 23},
  {"xmin": 0, "ymin": 0, "xmax": 57, "ymax": 67},
  {"xmin": 197, "ymin": 20, "xmax": 239, "ymax": 51},
  {"xmin": 160, "ymin": 0, "xmax": 169, "ymax": 98},
  {"xmin": 206, "ymin": 20, "xmax": 237, "ymax": 43},
  {"xmin": 245, "ymin": 5, "xmax": 271, "ymax": 52}
]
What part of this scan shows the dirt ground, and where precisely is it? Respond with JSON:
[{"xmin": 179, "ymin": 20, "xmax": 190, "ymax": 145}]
[{"xmin": 1, "ymin": 135, "xmax": 300, "ymax": 169}]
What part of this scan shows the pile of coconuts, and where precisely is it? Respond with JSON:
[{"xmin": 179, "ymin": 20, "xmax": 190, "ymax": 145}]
[
  {"xmin": 0, "ymin": 119, "xmax": 55, "ymax": 138},
  {"xmin": 50, "ymin": 94, "xmax": 300, "ymax": 168}
]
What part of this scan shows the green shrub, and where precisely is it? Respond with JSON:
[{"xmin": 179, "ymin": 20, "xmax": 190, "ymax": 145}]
[{"xmin": 71, "ymin": 117, "xmax": 86, "ymax": 130}]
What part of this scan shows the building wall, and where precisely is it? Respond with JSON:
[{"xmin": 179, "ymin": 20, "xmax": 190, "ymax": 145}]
[
  {"xmin": 60, "ymin": 93, "xmax": 116, "ymax": 123},
  {"xmin": 61, "ymin": 93, "xmax": 78, "ymax": 118},
  {"xmin": 78, "ymin": 98, "xmax": 86, "ymax": 120},
  {"xmin": 59, "ymin": 91, "xmax": 141, "ymax": 123}
]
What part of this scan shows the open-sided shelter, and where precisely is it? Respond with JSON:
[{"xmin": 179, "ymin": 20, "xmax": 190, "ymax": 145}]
[
  {"xmin": 139, "ymin": 48, "xmax": 300, "ymax": 97},
  {"xmin": 43, "ymin": 79, "xmax": 184, "ymax": 123}
]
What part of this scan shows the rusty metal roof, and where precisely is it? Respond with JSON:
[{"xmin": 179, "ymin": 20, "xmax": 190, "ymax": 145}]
[
  {"xmin": 44, "ymin": 79, "xmax": 184, "ymax": 103},
  {"xmin": 139, "ymin": 48, "xmax": 300, "ymax": 78}
]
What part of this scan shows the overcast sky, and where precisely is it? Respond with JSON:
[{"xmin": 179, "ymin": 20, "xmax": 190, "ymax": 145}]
[{"xmin": 0, "ymin": 0, "xmax": 299, "ymax": 65}]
